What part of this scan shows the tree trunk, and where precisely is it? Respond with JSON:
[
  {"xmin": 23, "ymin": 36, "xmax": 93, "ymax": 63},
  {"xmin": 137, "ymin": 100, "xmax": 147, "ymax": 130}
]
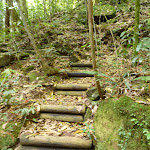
[
  {"xmin": 88, "ymin": 0, "xmax": 104, "ymax": 99},
  {"xmin": 133, "ymin": 0, "xmax": 140, "ymax": 55},
  {"xmin": 16, "ymin": 0, "xmax": 40, "ymax": 58},
  {"xmin": 20, "ymin": 0, "xmax": 28, "ymax": 20},
  {"xmin": 5, "ymin": 0, "xmax": 11, "ymax": 34},
  {"xmin": 43, "ymin": 0, "xmax": 47, "ymax": 19}
]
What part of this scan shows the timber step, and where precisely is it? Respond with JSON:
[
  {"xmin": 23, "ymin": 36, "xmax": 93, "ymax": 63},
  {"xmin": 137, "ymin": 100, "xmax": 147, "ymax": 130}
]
[
  {"xmin": 55, "ymin": 84, "xmax": 91, "ymax": 91},
  {"xmin": 40, "ymin": 105, "xmax": 86, "ymax": 122},
  {"xmin": 67, "ymin": 72, "xmax": 94, "ymax": 77},
  {"xmin": 40, "ymin": 105, "xmax": 86, "ymax": 115},
  {"xmin": 20, "ymin": 135, "xmax": 92, "ymax": 150},
  {"xmin": 40, "ymin": 113, "xmax": 84, "ymax": 122},
  {"xmin": 55, "ymin": 91, "xmax": 86, "ymax": 96},
  {"xmin": 70, "ymin": 63, "xmax": 93, "ymax": 68},
  {"xmin": 19, "ymin": 146, "xmax": 90, "ymax": 150}
]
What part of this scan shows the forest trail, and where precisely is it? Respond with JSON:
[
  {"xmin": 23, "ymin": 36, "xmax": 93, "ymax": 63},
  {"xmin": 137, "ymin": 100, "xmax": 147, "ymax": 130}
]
[{"xmin": 18, "ymin": 54, "xmax": 95, "ymax": 150}]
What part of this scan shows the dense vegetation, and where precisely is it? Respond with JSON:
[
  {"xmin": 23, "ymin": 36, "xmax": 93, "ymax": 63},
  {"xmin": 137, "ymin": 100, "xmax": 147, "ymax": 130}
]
[{"xmin": 0, "ymin": 0, "xmax": 149, "ymax": 149}]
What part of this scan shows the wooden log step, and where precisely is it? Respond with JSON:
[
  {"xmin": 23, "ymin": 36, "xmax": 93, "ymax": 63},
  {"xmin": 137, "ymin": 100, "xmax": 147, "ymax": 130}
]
[
  {"xmin": 70, "ymin": 63, "xmax": 92, "ymax": 68},
  {"xmin": 40, "ymin": 113, "xmax": 83, "ymax": 122},
  {"xmin": 55, "ymin": 91, "xmax": 86, "ymax": 96},
  {"xmin": 40, "ymin": 105, "xmax": 86, "ymax": 115},
  {"xmin": 67, "ymin": 72, "xmax": 94, "ymax": 77},
  {"xmin": 20, "ymin": 135, "xmax": 92, "ymax": 149},
  {"xmin": 19, "ymin": 145, "xmax": 90, "ymax": 150},
  {"xmin": 55, "ymin": 84, "xmax": 91, "ymax": 91}
]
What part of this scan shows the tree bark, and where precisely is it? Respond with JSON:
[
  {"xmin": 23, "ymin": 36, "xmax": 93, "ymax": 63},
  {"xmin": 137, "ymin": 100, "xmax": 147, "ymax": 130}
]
[
  {"xmin": 5, "ymin": 0, "xmax": 11, "ymax": 34},
  {"xmin": 88, "ymin": 0, "xmax": 104, "ymax": 99},
  {"xmin": 133, "ymin": 0, "xmax": 140, "ymax": 55},
  {"xmin": 20, "ymin": 0, "xmax": 28, "ymax": 20},
  {"xmin": 16, "ymin": 0, "xmax": 40, "ymax": 58}
]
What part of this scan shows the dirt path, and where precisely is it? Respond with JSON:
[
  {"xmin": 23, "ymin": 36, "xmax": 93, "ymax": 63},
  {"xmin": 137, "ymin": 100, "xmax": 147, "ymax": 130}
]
[{"xmin": 18, "ymin": 56, "xmax": 96, "ymax": 150}]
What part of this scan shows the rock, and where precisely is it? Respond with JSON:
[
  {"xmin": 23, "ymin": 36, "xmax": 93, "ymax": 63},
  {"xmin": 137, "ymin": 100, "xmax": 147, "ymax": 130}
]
[
  {"xmin": 93, "ymin": 4, "xmax": 116, "ymax": 24},
  {"xmin": 84, "ymin": 108, "xmax": 92, "ymax": 121},
  {"xmin": 70, "ymin": 55, "xmax": 79, "ymax": 63},
  {"xmin": 86, "ymin": 87, "xmax": 100, "ymax": 101},
  {"xmin": 0, "ymin": 53, "xmax": 15, "ymax": 67},
  {"xmin": 27, "ymin": 72, "xmax": 39, "ymax": 82}
]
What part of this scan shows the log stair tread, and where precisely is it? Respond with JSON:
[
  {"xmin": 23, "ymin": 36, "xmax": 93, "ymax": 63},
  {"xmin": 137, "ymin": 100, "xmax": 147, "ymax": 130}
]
[
  {"xmin": 67, "ymin": 72, "xmax": 94, "ymax": 77},
  {"xmin": 70, "ymin": 63, "xmax": 92, "ymax": 68},
  {"xmin": 55, "ymin": 91, "xmax": 86, "ymax": 96},
  {"xmin": 40, "ymin": 104, "xmax": 86, "ymax": 114},
  {"xmin": 55, "ymin": 84, "xmax": 91, "ymax": 91},
  {"xmin": 19, "ymin": 54, "xmax": 94, "ymax": 149},
  {"xmin": 20, "ymin": 135, "xmax": 92, "ymax": 149}
]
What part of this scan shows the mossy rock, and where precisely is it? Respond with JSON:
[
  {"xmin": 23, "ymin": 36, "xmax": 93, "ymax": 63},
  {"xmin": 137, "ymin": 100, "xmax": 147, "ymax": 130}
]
[
  {"xmin": 87, "ymin": 87, "xmax": 100, "ymax": 101},
  {"xmin": 94, "ymin": 96, "xmax": 150, "ymax": 149},
  {"xmin": 84, "ymin": 108, "xmax": 92, "ymax": 121},
  {"xmin": 45, "ymin": 67, "xmax": 59, "ymax": 76},
  {"xmin": 0, "ymin": 53, "xmax": 15, "ymax": 67},
  {"xmin": 93, "ymin": 4, "xmax": 116, "ymax": 24},
  {"xmin": 27, "ymin": 72, "xmax": 39, "ymax": 82}
]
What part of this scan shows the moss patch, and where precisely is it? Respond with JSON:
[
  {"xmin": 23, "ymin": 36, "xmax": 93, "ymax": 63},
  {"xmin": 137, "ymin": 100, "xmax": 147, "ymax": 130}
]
[
  {"xmin": 94, "ymin": 99, "xmax": 123, "ymax": 150},
  {"xmin": 93, "ymin": 4, "xmax": 116, "ymax": 16},
  {"xmin": 94, "ymin": 96, "xmax": 150, "ymax": 150}
]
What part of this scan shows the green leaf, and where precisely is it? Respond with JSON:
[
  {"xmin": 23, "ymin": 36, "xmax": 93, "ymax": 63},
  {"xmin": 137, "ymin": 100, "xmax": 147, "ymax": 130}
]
[
  {"xmin": 132, "ymin": 56, "xmax": 139, "ymax": 64},
  {"xmin": 3, "ymin": 90, "xmax": 15, "ymax": 95},
  {"xmin": 97, "ymin": 73, "xmax": 116, "ymax": 82},
  {"xmin": 132, "ymin": 76, "xmax": 150, "ymax": 82},
  {"xmin": 124, "ymin": 80, "xmax": 130, "ymax": 89},
  {"xmin": 136, "ymin": 42, "xmax": 142, "ymax": 52},
  {"xmin": 120, "ymin": 31, "xmax": 126, "ymax": 37}
]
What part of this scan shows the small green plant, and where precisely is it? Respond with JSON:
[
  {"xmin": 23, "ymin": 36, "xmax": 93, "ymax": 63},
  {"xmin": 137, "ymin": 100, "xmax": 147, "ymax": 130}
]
[
  {"xmin": 120, "ymin": 27, "xmax": 134, "ymax": 47},
  {"xmin": 0, "ymin": 69, "xmax": 19, "ymax": 106},
  {"xmin": 132, "ymin": 37, "xmax": 150, "ymax": 65},
  {"xmin": 82, "ymin": 122, "xmax": 96, "ymax": 140},
  {"xmin": 14, "ymin": 106, "xmax": 35, "ymax": 125},
  {"xmin": 118, "ymin": 127, "xmax": 131, "ymax": 150},
  {"xmin": 14, "ymin": 106, "xmax": 35, "ymax": 118}
]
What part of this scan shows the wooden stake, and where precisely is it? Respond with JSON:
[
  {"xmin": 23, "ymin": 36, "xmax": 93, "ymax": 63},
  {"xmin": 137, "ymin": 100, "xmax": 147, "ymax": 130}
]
[{"xmin": 88, "ymin": 0, "xmax": 104, "ymax": 99}]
